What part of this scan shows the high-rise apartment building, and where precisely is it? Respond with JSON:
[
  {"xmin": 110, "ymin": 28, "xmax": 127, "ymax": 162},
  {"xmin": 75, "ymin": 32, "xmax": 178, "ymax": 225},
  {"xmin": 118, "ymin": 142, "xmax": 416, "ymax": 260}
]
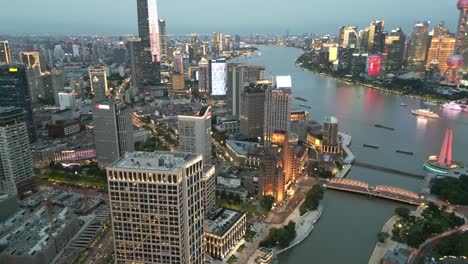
[
  {"xmin": 240, "ymin": 85, "xmax": 267, "ymax": 139},
  {"xmin": 407, "ymin": 21, "xmax": 430, "ymax": 72},
  {"xmin": 385, "ymin": 28, "xmax": 406, "ymax": 71},
  {"xmin": 178, "ymin": 106, "xmax": 212, "ymax": 165},
  {"xmin": 89, "ymin": 65, "xmax": 109, "ymax": 101},
  {"xmin": 339, "ymin": 26, "xmax": 358, "ymax": 48},
  {"xmin": 93, "ymin": 100, "xmax": 134, "ymax": 167},
  {"xmin": 0, "ymin": 41, "xmax": 11, "ymax": 64},
  {"xmin": 135, "ymin": 0, "xmax": 161, "ymax": 86},
  {"xmin": 127, "ymin": 37, "xmax": 142, "ymax": 90},
  {"xmin": 159, "ymin": 19, "xmax": 168, "ymax": 61},
  {"xmin": 0, "ymin": 64, "xmax": 36, "ymax": 142},
  {"xmin": 425, "ymin": 26, "xmax": 456, "ymax": 74},
  {"xmin": 224, "ymin": 35, "xmax": 232, "ymax": 52},
  {"xmin": 323, "ymin": 116, "xmax": 340, "ymax": 154},
  {"xmin": 263, "ymin": 87, "xmax": 291, "ymax": 142},
  {"xmin": 226, "ymin": 64, "xmax": 266, "ymax": 117},
  {"xmin": 212, "ymin": 32, "xmax": 223, "ymax": 56},
  {"xmin": 0, "ymin": 107, "xmax": 37, "ymax": 199},
  {"xmin": 197, "ymin": 58, "xmax": 210, "ymax": 93},
  {"xmin": 107, "ymin": 151, "xmax": 204, "ymax": 264}
]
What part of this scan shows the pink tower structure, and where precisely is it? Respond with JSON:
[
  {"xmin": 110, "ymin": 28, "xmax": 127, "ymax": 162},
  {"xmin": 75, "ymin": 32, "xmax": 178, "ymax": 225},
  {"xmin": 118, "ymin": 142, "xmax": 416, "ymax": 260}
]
[
  {"xmin": 447, "ymin": 55, "xmax": 464, "ymax": 88},
  {"xmin": 438, "ymin": 128, "xmax": 453, "ymax": 167}
]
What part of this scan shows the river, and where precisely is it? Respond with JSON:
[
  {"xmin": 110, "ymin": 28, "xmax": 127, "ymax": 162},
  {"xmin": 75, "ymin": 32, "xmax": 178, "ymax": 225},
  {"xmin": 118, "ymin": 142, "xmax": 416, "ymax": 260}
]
[{"xmin": 230, "ymin": 45, "xmax": 468, "ymax": 264}]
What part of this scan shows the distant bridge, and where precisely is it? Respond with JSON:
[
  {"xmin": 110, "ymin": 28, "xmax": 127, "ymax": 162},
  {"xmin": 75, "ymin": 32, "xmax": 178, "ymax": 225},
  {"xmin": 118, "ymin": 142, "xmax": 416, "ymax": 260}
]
[
  {"xmin": 353, "ymin": 161, "xmax": 426, "ymax": 179},
  {"xmin": 322, "ymin": 178, "xmax": 424, "ymax": 206}
]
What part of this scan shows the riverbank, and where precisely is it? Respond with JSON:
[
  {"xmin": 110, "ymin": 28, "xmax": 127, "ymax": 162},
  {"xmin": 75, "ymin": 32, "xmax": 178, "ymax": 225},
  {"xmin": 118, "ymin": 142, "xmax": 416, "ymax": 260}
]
[
  {"xmin": 296, "ymin": 61, "xmax": 445, "ymax": 104},
  {"xmin": 275, "ymin": 205, "xmax": 324, "ymax": 255}
]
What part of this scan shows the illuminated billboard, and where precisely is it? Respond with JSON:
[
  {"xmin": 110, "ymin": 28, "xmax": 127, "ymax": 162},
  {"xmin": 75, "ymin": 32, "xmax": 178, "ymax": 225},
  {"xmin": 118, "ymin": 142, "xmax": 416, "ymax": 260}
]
[
  {"xmin": 210, "ymin": 58, "xmax": 227, "ymax": 96},
  {"xmin": 276, "ymin": 75, "xmax": 292, "ymax": 88},
  {"xmin": 366, "ymin": 55, "xmax": 382, "ymax": 76}
]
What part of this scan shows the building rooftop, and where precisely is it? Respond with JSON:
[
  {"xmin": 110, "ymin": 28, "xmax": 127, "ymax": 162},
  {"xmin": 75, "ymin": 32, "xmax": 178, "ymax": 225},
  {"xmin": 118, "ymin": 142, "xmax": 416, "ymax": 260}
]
[
  {"xmin": 205, "ymin": 208, "xmax": 245, "ymax": 237},
  {"xmin": 109, "ymin": 151, "xmax": 201, "ymax": 172},
  {"xmin": 324, "ymin": 116, "xmax": 339, "ymax": 124},
  {"xmin": 226, "ymin": 140, "xmax": 260, "ymax": 156},
  {"xmin": 0, "ymin": 206, "xmax": 76, "ymax": 257}
]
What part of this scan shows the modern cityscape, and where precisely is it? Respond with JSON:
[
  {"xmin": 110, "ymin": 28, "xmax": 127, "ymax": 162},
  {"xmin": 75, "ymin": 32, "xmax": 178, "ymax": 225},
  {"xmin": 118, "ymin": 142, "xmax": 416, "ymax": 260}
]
[{"xmin": 1, "ymin": 0, "xmax": 468, "ymax": 264}]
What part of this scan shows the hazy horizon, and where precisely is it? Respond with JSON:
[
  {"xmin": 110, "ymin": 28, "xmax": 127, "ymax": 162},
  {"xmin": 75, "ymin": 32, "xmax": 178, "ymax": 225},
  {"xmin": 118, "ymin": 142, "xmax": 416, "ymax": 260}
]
[{"xmin": 0, "ymin": 0, "xmax": 459, "ymax": 36}]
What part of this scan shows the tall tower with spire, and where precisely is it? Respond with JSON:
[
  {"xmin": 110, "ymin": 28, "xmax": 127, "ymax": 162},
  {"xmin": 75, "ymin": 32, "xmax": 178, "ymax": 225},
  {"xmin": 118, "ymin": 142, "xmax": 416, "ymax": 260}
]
[{"xmin": 456, "ymin": 0, "xmax": 468, "ymax": 72}]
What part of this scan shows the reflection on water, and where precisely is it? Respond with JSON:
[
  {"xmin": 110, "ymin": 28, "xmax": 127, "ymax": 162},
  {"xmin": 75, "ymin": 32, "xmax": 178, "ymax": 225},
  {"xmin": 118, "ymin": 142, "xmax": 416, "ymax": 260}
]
[{"xmin": 230, "ymin": 45, "xmax": 468, "ymax": 264}]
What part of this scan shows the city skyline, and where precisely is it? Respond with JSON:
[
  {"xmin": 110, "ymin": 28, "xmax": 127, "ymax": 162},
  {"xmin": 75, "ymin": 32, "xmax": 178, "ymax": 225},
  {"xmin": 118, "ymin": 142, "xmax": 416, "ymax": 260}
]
[{"xmin": 0, "ymin": 0, "xmax": 458, "ymax": 36}]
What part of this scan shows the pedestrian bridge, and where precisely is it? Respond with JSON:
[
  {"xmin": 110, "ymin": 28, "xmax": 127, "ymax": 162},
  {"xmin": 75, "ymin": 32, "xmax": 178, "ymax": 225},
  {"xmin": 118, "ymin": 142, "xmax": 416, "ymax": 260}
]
[{"xmin": 321, "ymin": 178, "xmax": 424, "ymax": 205}]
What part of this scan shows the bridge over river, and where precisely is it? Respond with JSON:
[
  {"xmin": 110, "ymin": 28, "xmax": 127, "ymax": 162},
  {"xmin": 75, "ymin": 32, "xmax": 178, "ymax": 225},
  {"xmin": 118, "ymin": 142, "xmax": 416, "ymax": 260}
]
[{"xmin": 322, "ymin": 178, "xmax": 424, "ymax": 205}]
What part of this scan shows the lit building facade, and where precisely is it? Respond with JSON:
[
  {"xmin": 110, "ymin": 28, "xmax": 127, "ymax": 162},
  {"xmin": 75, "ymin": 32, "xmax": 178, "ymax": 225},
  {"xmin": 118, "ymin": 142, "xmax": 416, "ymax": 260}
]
[
  {"xmin": 339, "ymin": 26, "xmax": 358, "ymax": 48},
  {"xmin": 259, "ymin": 145, "xmax": 286, "ymax": 203},
  {"xmin": 159, "ymin": 19, "xmax": 168, "ymax": 61},
  {"xmin": 212, "ymin": 32, "xmax": 223, "ymax": 56},
  {"xmin": 322, "ymin": 116, "xmax": 340, "ymax": 154},
  {"xmin": 0, "ymin": 107, "xmax": 37, "ymax": 199},
  {"xmin": 0, "ymin": 41, "xmax": 11, "ymax": 64},
  {"xmin": 425, "ymin": 34, "xmax": 456, "ymax": 74},
  {"xmin": 361, "ymin": 20, "xmax": 385, "ymax": 53},
  {"xmin": 198, "ymin": 58, "xmax": 210, "ymax": 93},
  {"xmin": 89, "ymin": 65, "xmax": 109, "ymax": 101},
  {"xmin": 93, "ymin": 100, "xmax": 134, "ymax": 167},
  {"xmin": 407, "ymin": 21, "xmax": 430, "ymax": 72},
  {"xmin": 263, "ymin": 88, "xmax": 291, "ymax": 142},
  {"xmin": 178, "ymin": 106, "xmax": 212, "ymax": 165},
  {"xmin": 107, "ymin": 151, "xmax": 204, "ymax": 264},
  {"xmin": 204, "ymin": 208, "xmax": 246, "ymax": 260}
]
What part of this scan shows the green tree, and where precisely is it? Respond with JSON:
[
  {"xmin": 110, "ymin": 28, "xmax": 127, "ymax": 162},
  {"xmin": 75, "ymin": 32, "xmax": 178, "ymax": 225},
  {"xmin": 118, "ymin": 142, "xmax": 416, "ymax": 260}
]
[
  {"xmin": 260, "ymin": 196, "xmax": 275, "ymax": 212},
  {"xmin": 395, "ymin": 207, "xmax": 411, "ymax": 218}
]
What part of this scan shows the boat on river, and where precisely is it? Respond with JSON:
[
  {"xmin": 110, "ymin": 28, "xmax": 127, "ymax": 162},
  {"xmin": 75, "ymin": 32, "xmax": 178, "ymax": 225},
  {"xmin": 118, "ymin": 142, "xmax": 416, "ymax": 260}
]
[{"xmin": 411, "ymin": 109, "xmax": 439, "ymax": 119}]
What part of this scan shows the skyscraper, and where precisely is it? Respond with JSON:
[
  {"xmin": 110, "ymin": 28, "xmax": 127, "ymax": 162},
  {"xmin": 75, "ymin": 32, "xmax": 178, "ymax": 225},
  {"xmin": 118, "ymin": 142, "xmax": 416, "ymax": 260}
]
[
  {"xmin": 127, "ymin": 37, "xmax": 142, "ymax": 89},
  {"xmin": 240, "ymin": 84, "xmax": 266, "ymax": 139},
  {"xmin": 224, "ymin": 35, "xmax": 232, "ymax": 52},
  {"xmin": 197, "ymin": 58, "xmax": 210, "ymax": 93},
  {"xmin": 263, "ymin": 85, "xmax": 291, "ymax": 142},
  {"xmin": 323, "ymin": 116, "xmax": 340, "ymax": 154},
  {"xmin": 89, "ymin": 65, "xmax": 109, "ymax": 101},
  {"xmin": 339, "ymin": 26, "xmax": 358, "ymax": 48},
  {"xmin": 178, "ymin": 106, "xmax": 212, "ymax": 165},
  {"xmin": 407, "ymin": 21, "xmax": 430, "ymax": 72},
  {"xmin": 259, "ymin": 144, "xmax": 286, "ymax": 203},
  {"xmin": 0, "ymin": 64, "xmax": 36, "ymax": 142},
  {"xmin": 212, "ymin": 32, "xmax": 223, "ymax": 56},
  {"xmin": 426, "ymin": 24, "xmax": 456, "ymax": 74},
  {"xmin": 226, "ymin": 64, "xmax": 266, "ymax": 117},
  {"xmin": 93, "ymin": 100, "xmax": 134, "ymax": 167},
  {"xmin": 385, "ymin": 28, "xmax": 406, "ymax": 71},
  {"xmin": 107, "ymin": 151, "xmax": 204, "ymax": 264},
  {"xmin": 456, "ymin": 0, "xmax": 468, "ymax": 72},
  {"xmin": 0, "ymin": 41, "xmax": 11, "ymax": 64},
  {"xmin": 0, "ymin": 107, "xmax": 37, "ymax": 199},
  {"xmin": 159, "ymin": 19, "xmax": 168, "ymax": 61},
  {"xmin": 135, "ymin": 0, "xmax": 161, "ymax": 87},
  {"xmin": 361, "ymin": 20, "xmax": 385, "ymax": 53},
  {"xmin": 20, "ymin": 52, "xmax": 43, "ymax": 105}
]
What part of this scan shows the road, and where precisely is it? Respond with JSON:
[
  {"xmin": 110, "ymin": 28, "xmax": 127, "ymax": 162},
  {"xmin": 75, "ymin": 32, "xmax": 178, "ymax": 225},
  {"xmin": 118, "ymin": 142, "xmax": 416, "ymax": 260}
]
[
  {"xmin": 270, "ymin": 177, "xmax": 317, "ymax": 225},
  {"xmin": 84, "ymin": 227, "xmax": 114, "ymax": 264}
]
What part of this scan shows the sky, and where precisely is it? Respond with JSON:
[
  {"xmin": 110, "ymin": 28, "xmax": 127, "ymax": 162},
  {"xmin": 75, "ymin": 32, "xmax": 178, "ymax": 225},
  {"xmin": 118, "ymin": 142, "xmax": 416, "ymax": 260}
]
[{"xmin": 0, "ymin": 0, "xmax": 459, "ymax": 36}]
